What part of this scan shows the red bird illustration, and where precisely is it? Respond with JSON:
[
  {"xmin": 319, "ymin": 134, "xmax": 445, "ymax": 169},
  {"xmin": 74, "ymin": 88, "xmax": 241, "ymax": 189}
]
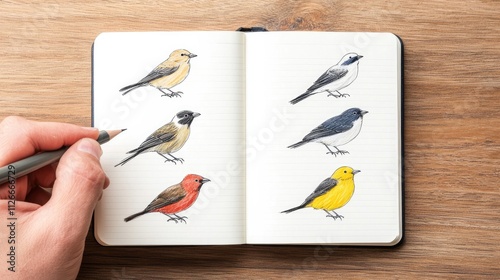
[{"xmin": 124, "ymin": 174, "xmax": 210, "ymax": 223}]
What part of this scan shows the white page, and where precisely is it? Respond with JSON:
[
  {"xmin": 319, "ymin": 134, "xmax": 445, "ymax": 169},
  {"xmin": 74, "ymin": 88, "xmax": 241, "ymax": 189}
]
[
  {"xmin": 245, "ymin": 32, "xmax": 402, "ymax": 245},
  {"xmin": 93, "ymin": 32, "xmax": 246, "ymax": 245}
]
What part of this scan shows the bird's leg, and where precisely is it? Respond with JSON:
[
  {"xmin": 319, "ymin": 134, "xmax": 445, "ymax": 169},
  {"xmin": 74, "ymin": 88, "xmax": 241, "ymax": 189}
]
[
  {"xmin": 331, "ymin": 211, "xmax": 344, "ymax": 220},
  {"xmin": 173, "ymin": 214, "xmax": 188, "ymax": 224},
  {"xmin": 333, "ymin": 146, "xmax": 349, "ymax": 156},
  {"xmin": 326, "ymin": 90, "xmax": 350, "ymax": 98},
  {"xmin": 164, "ymin": 214, "xmax": 179, "ymax": 223},
  {"xmin": 323, "ymin": 144, "xmax": 337, "ymax": 155},
  {"xmin": 324, "ymin": 145, "xmax": 349, "ymax": 156},
  {"xmin": 158, "ymin": 88, "xmax": 183, "ymax": 98},
  {"xmin": 167, "ymin": 87, "xmax": 184, "ymax": 97},
  {"xmin": 158, "ymin": 88, "xmax": 174, "ymax": 97},
  {"xmin": 338, "ymin": 90, "xmax": 350, "ymax": 98},
  {"xmin": 171, "ymin": 90, "xmax": 184, "ymax": 97},
  {"xmin": 156, "ymin": 152, "xmax": 179, "ymax": 164},
  {"xmin": 167, "ymin": 153, "xmax": 184, "ymax": 164},
  {"xmin": 326, "ymin": 90, "xmax": 340, "ymax": 98},
  {"xmin": 324, "ymin": 210, "xmax": 344, "ymax": 220}
]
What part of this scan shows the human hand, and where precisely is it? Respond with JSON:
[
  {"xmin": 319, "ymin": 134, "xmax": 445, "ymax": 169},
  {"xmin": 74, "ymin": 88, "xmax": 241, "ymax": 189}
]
[{"xmin": 0, "ymin": 116, "xmax": 109, "ymax": 279}]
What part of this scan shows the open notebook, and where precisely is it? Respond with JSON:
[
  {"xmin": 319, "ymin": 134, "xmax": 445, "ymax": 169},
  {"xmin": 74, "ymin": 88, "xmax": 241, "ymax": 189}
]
[{"xmin": 92, "ymin": 31, "xmax": 403, "ymax": 246}]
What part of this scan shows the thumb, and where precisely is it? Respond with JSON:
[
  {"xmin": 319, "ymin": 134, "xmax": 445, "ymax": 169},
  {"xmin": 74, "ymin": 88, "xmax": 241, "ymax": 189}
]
[{"xmin": 46, "ymin": 138, "xmax": 108, "ymax": 238}]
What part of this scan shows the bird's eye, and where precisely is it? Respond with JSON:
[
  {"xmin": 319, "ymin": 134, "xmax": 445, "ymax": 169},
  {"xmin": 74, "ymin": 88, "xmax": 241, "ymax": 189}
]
[
  {"xmin": 344, "ymin": 170, "xmax": 347, "ymax": 173},
  {"xmin": 181, "ymin": 53, "xmax": 186, "ymax": 56},
  {"xmin": 195, "ymin": 179, "xmax": 199, "ymax": 182},
  {"xmin": 184, "ymin": 114, "xmax": 188, "ymax": 118}
]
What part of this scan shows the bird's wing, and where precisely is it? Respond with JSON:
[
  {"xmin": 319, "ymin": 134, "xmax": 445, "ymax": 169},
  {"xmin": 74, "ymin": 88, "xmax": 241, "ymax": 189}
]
[
  {"xmin": 307, "ymin": 67, "xmax": 348, "ymax": 92},
  {"xmin": 303, "ymin": 115, "xmax": 354, "ymax": 141},
  {"xmin": 136, "ymin": 65, "xmax": 180, "ymax": 85},
  {"xmin": 143, "ymin": 184, "xmax": 186, "ymax": 212},
  {"xmin": 301, "ymin": 178, "xmax": 338, "ymax": 206},
  {"xmin": 127, "ymin": 123, "xmax": 177, "ymax": 153}
]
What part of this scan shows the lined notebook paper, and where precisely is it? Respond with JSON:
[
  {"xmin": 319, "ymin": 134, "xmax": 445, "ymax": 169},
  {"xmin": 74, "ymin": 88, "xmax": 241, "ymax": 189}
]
[
  {"xmin": 92, "ymin": 31, "xmax": 403, "ymax": 246},
  {"xmin": 245, "ymin": 32, "xmax": 402, "ymax": 244}
]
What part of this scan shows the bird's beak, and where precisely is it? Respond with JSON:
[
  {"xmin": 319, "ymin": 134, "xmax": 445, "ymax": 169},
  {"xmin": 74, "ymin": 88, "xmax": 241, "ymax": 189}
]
[
  {"xmin": 361, "ymin": 110, "xmax": 368, "ymax": 115},
  {"xmin": 200, "ymin": 177, "xmax": 211, "ymax": 184},
  {"xmin": 352, "ymin": 170, "xmax": 361, "ymax": 175},
  {"xmin": 193, "ymin": 112, "xmax": 201, "ymax": 118},
  {"xmin": 189, "ymin": 53, "xmax": 197, "ymax": 58},
  {"xmin": 351, "ymin": 55, "xmax": 363, "ymax": 64}
]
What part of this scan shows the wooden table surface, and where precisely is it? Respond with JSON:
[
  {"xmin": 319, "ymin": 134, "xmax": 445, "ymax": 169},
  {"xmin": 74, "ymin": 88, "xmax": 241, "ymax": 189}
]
[{"xmin": 1, "ymin": 1, "xmax": 499, "ymax": 279}]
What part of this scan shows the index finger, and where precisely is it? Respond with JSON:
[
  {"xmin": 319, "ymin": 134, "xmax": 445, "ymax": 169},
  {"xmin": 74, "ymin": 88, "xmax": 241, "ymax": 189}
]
[{"xmin": 0, "ymin": 116, "xmax": 99, "ymax": 166}]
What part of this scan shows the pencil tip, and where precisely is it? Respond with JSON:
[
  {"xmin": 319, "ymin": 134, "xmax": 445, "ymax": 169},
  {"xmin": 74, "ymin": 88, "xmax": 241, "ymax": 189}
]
[{"xmin": 106, "ymin": 129, "xmax": 126, "ymax": 141}]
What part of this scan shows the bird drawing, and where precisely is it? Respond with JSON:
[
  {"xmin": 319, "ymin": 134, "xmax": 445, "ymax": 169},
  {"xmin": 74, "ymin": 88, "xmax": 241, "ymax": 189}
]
[
  {"xmin": 290, "ymin": 52, "xmax": 363, "ymax": 104},
  {"xmin": 282, "ymin": 166, "xmax": 360, "ymax": 220},
  {"xmin": 120, "ymin": 49, "xmax": 197, "ymax": 97},
  {"xmin": 115, "ymin": 110, "xmax": 200, "ymax": 166},
  {"xmin": 288, "ymin": 108, "xmax": 368, "ymax": 156},
  {"xmin": 124, "ymin": 174, "xmax": 211, "ymax": 223}
]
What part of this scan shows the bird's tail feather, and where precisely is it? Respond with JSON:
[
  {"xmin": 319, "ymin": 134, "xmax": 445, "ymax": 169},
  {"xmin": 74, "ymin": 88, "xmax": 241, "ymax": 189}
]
[
  {"xmin": 120, "ymin": 83, "xmax": 145, "ymax": 95},
  {"xmin": 115, "ymin": 152, "xmax": 140, "ymax": 167},
  {"xmin": 124, "ymin": 210, "xmax": 149, "ymax": 222},
  {"xmin": 288, "ymin": 140, "xmax": 307, "ymax": 149},
  {"xmin": 281, "ymin": 205, "xmax": 304, "ymax": 214},
  {"xmin": 290, "ymin": 91, "xmax": 314, "ymax": 104}
]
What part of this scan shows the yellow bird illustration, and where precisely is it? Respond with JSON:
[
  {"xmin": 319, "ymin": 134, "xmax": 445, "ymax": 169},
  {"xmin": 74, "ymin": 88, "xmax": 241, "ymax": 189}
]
[
  {"xmin": 120, "ymin": 49, "xmax": 197, "ymax": 97},
  {"xmin": 282, "ymin": 166, "xmax": 360, "ymax": 220}
]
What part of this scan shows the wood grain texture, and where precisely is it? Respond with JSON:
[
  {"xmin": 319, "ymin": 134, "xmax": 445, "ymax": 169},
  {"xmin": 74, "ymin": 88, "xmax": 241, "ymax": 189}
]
[{"xmin": 0, "ymin": 0, "xmax": 499, "ymax": 279}]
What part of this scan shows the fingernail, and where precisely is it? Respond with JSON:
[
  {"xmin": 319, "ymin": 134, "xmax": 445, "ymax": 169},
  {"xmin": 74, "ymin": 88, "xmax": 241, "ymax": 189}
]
[{"xmin": 77, "ymin": 138, "xmax": 102, "ymax": 159}]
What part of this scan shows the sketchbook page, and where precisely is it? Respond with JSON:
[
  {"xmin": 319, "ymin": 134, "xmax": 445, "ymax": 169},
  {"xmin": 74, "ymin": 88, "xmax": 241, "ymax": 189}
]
[
  {"xmin": 245, "ymin": 32, "xmax": 402, "ymax": 245},
  {"xmin": 93, "ymin": 31, "xmax": 246, "ymax": 245}
]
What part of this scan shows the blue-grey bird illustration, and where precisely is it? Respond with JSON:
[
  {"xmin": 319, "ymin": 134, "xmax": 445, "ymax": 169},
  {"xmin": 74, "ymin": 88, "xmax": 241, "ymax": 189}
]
[
  {"xmin": 290, "ymin": 53, "xmax": 363, "ymax": 104},
  {"xmin": 115, "ymin": 110, "xmax": 200, "ymax": 166},
  {"xmin": 288, "ymin": 108, "xmax": 368, "ymax": 156}
]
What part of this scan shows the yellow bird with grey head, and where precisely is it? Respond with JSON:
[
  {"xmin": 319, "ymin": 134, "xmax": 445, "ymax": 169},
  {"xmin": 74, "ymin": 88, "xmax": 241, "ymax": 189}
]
[{"xmin": 282, "ymin": 166, "xmax": 360, "ymax": 220}]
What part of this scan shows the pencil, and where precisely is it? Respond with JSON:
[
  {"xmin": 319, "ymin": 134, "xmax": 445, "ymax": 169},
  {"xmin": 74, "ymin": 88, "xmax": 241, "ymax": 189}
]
[{"xmin": 0, "ymin": 129, "xmax": 125, "ymax": 185}]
